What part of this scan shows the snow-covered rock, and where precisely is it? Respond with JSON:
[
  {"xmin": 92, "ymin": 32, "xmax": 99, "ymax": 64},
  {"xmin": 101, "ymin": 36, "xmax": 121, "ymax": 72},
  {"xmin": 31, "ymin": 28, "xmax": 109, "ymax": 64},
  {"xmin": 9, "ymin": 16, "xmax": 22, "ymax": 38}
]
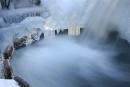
[
  {"xmin": 0, "ymin": 16, "xmax": 45, "ymax": 54},
  {"xmin": 21, "ymin": 17, "xmax": 45, "ymax": 30},
  {"xmin": 13, "ymin": 0, "xmax": 33, "ymax": 9},
  {"xmin": 0, "ymin": 16, "xmax": 45, "ymax": 77},
  {"xmin": 30, "ymin": 28, "xmax": 43, "ymax": 41}
]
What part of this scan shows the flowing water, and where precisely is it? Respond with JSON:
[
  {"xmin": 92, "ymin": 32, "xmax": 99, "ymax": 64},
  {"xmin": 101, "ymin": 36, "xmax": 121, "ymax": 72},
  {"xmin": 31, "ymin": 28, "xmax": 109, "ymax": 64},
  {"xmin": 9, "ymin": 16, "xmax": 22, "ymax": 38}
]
[{"xmin": 11, "ymin": 35, "xmax": 130, "ymax": 87}]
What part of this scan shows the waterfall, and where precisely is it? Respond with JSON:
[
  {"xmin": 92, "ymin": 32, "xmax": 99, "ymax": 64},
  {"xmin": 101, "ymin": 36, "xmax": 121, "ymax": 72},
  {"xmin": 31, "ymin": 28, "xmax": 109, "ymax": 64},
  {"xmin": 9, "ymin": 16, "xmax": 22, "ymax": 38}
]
[
  {"xmin": 11, "ymin": 35, "xmax": 130, "ymax": 87},
  {"xmin": 0, "ymin": 0, "xmax": 130, "ymax": 87}
]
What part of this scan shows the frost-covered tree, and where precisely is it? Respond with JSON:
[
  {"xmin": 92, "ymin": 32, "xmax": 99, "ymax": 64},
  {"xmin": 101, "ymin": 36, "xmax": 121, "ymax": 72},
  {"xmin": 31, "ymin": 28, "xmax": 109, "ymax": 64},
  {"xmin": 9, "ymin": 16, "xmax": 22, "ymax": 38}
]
[{"xmin": 0, "ymin": 0, "xmax": 10, "ymax": 9}]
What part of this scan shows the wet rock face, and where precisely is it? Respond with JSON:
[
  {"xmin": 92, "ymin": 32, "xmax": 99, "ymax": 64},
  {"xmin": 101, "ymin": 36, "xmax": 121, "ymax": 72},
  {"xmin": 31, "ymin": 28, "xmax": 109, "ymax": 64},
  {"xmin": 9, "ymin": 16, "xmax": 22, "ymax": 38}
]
[
  {"xmin": 106, "ymin": 23, "xmax": 119, "ymax": 42},
  {"xmin": 40, "ymin": 33, "xmax": 44, "ymax": 39},
  {"xmin": 55, "ymin": 29, "xmax": 68, "ymax": 35},
  {"xmin": 14, "ymin": 36, "xmax": 27, "ymax": 49},
  {"xmin": 13, "ymin": 28, "xmax": 43, "ymax": 49},
  {"xmin": 108, "ymin": 30, "xmax": 119, "ymax": 41},
  {"xmin": 114, "ymin": 37, "xmax": 130, "ymax": 64},
  {"xmin": 107, "ymin": 29, "xmax": 130, "ymax": 64}
]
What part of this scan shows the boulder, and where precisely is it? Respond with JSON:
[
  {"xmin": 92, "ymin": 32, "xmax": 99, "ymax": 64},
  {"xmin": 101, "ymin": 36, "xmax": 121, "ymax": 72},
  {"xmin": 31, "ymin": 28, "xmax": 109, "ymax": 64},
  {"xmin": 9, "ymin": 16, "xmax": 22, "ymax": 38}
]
[
  {"xmin": 31, "ymin": 28, "xmax": 43, "ymax": 41},
  {"xmin": 14, "ymin": 76, "xmax": 30, "ymax": 87}
]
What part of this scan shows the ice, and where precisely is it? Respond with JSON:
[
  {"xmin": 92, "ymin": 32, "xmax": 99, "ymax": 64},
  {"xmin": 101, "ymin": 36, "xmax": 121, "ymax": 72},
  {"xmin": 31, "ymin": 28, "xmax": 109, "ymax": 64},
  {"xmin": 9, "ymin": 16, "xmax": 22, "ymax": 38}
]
[
  {"xmin": 13, "ymin": 0, "xmax": 34, "ymax": 9},
  {"xmin": 42, "ymin": 0, "xmax": 130, "ymax": 43},
  {"xmin": 20, "ymin": 16, "xmax": 45, "ymax": 30},
  {"xmin": 0, "ymin": 7, "xmax": 48, "ymax": 23},
  {"xmin": 42, "ymin": 0, "xmax": 87, "ymax": 29},
  {"xmin": 0, "ymin": 17, "xmax": 6, "ymax": 28},
  {"xmin": 0, "ymin": 16, "xmax": 45, "ymax": 78},
  {"xmin": 11, "ymin": 36, "xmax": 130, "ymax": 87},
  {"xmin": 0, "ymin": 16, "xmax": 45, "ymax": 55},
  {"xmin": 44, "ymin": 30, "xmax": 55, "ymax": 38},
  {"xmin": 0, "ymin": 60, "xmax": 3, "ymax": 78}
]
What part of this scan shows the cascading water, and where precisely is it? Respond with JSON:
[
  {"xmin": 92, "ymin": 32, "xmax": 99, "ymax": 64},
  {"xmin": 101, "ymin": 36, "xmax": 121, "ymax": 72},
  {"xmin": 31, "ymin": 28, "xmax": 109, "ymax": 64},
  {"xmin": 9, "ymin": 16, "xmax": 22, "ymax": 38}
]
[{"xmin": 11, "ymin": 35, "xmax": 130, "ymax": 87}]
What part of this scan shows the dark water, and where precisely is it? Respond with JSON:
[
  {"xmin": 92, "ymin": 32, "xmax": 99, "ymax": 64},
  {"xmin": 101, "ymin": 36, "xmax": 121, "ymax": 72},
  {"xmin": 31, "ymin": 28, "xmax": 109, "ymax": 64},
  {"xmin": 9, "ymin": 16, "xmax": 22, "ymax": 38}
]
[{"xmin": 11, "ymin": 35, "xmax": 130, "ymax": 87}]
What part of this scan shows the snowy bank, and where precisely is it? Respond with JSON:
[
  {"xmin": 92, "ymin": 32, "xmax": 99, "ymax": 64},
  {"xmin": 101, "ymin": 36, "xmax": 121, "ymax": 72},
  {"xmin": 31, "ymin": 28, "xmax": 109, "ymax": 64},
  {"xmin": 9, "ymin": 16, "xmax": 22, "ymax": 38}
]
[
  {"xmin": 0, "ymin": 17, "xmax": 45, "ymax": 55},
  {"xmin": 0, "ymin": 17, "xmax": 45, "ymax": 84},
  {"xmin": 0, "ymin": 79, "xmax": 19, "ymax": 87},
  {"xmin": 0, "ymin": 7, "xmax": 48, "ymax": 23}
]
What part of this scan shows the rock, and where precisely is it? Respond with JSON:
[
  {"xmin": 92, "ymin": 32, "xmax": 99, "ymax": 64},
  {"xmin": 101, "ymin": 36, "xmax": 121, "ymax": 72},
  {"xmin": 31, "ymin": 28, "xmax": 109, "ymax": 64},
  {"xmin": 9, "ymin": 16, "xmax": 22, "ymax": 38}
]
[
  {"xmin": 107, "ymin": 30, "xmax": 119, "ymax": 42},
  {"xmin": 3, "ymin": 59, "xmax": 13, "ymax": 79},
  {"xmin": 13, "ymin": 36, "xmax": 27, "ymax": 49},
  {"xmin": 108, "ymin": 30, "xmax": 130, "ymax": 64},
  {"xmin": 40, "ymin": 32, "xmax": 44, "ymax": 39},
  {"xmin": 3, "ymin": 45, "xmax": 14, "ymax": 59},
  {"xmin": 14, "ymin": 76, "xmax": 30, "ymax": 87},
  {"xmin": 31, "ymin": 28, "xmax": 43, "ymax": 41}
]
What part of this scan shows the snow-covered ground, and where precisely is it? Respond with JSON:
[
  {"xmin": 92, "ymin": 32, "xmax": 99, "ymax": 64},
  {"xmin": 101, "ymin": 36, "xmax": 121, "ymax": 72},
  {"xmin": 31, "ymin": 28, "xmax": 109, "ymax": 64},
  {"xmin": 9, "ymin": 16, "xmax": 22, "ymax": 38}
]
[
  {"xmin": 0, "ymin": 79, "xmax": 19, "ymax": 87},
  {"xmin": 0, "ymin": 6, "xmax": 48, "ymax": 24}
]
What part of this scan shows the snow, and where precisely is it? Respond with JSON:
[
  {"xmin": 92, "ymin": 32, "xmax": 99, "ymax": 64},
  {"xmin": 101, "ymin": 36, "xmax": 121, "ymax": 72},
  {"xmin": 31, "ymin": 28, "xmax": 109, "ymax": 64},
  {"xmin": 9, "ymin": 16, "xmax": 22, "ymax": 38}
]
[
  {"xmin": 13, "ymin": 0, "xmax": 34, "ymax": 9},
  {"xmin": 0, "ymin": 16, "xmax": 45, "ymax": 78},
  {"xmin": 42, "ymin": 0, "xmax": 89, "ymax": 28},
  {"xmin": 0, "ymin": 60, "xmax": 3, "ymax": 78},
  {"xmin": 21, "ymin": 16, "xmax": 45, "ymax": 29},
  {"xmin": 0, "ymin": 16, "xmax": 45, "ymax": 54},
  {"xmin": 0, "ymin": 79, "xmax": 19, "ymax": 87},
  {"xmin": 0, "ymin": 17, "xmax": 10, "ymax": 28},
  {"xmin": 0, "ymin": 18, "xmax": 5, "ymax": 28},
  {"xmin": 0, "ymin": 7, "xmax": 47, "ymax": 23}
]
